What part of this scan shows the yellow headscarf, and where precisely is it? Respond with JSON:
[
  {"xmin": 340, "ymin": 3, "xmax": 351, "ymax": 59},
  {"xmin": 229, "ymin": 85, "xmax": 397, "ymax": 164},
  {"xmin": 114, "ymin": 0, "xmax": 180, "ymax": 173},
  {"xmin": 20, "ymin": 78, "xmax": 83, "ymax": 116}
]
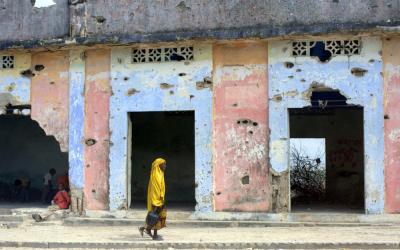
[{"xmin": 147, "ymin": 158, "xmax": 166, "ymax": 211}]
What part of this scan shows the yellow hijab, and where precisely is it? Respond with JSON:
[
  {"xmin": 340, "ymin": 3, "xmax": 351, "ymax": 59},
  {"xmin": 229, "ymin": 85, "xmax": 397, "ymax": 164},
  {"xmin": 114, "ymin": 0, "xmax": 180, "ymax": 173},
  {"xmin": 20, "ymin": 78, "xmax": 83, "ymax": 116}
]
[{"xmin": 147, "ymin": 158, "xmax": 166, "ymax": 211}]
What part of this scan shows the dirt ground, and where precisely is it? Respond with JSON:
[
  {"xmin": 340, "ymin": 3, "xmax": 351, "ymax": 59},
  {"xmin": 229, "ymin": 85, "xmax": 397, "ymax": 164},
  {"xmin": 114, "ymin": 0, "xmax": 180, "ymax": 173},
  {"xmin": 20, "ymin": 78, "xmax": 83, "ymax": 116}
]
[{"xmin": 1, "ymin": 223, "xmax": 400, "ymax": 244}]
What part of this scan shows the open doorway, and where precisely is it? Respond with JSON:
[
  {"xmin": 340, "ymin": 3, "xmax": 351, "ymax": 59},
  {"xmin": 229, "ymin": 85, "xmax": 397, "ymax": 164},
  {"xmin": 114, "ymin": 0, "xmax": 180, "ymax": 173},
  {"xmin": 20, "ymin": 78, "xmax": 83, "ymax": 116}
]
[
  {"xmin": 0, "ymin": 115, "xmax": 68, "ymax": 207},
  {"xmin": 289, "ymin": 91, "xmax": 364, "ymax": 212},
  {"xmin": 129, "ymin": 111, "xmax": 195, "ymax": 210}
]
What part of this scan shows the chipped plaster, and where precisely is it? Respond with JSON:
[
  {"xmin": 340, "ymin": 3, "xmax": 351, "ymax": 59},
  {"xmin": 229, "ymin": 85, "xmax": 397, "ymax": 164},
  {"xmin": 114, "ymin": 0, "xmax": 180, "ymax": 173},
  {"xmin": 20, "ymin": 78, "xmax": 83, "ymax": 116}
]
[{"xmin": 268, "ymin": 37, "xmax": 384, "ymax": 214}]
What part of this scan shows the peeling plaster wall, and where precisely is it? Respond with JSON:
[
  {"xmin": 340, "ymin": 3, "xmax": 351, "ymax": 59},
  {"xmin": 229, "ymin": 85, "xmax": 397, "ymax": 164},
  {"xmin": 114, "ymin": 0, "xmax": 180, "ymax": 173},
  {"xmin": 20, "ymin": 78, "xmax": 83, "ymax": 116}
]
[
  {"xmin": 69, "ymin": 50, "xmax": 85, "ymax": 196},
  {"xmin": 71, "ymin": 0, "xmax": 400, "ymax": 41},
  {"xmin": 109, "ymin": 44, "xmax": 213, "ymax": 211},
  {"xmin": 268, "ymin": 37, "xmax": 384, "ymax": 214},
  {"xmin": 0, "ymin": 52, "xmax": 31, "ymax": 108},
  {"xmin": 31, "ymin": 51, "xmax": 69, "ymax": 152},
  {"xmin": 213, "ymin": 42, "xmax": 269, "ymax": 212},
  {"xmin": 383, "ymin": 37, "xmax": 400, "ymax": 213},
  {"xmin": 84, "ymin": 49, "xmax": 111, "ymax": 210},
  {"xmin": 0, "ymin": 0, "xmax": 69, "ymax": 42}
]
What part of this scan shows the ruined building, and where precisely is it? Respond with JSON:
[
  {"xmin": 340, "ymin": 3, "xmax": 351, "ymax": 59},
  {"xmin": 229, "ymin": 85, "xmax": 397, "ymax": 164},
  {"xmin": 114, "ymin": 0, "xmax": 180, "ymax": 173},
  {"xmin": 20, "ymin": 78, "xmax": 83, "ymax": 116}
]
[{"xmin": 0, "ymin": 0, "xmax": 399, "ymax": 216}]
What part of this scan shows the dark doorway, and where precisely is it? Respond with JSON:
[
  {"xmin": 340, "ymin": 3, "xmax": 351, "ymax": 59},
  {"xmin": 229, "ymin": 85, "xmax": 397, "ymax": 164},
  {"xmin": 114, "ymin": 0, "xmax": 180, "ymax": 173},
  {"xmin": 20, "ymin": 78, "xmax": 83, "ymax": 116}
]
[
  {"xmin": 129, "ymin": 111, "xmax": 195, "ymax": 209},
  {"xmin": 0, "ymin": 115, "xmax": 68, "ymax": 204},
  {"xmin": 289, "ymin": 106, "xmax": 364, "ymax": 212}
]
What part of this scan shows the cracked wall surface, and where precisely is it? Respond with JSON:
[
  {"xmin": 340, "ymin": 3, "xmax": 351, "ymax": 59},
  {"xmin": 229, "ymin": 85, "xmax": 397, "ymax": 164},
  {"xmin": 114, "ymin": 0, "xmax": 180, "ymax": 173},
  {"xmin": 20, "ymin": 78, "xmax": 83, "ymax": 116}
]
[
  {"xmin": 108, "ymin": 43, "xmax": 213, "ymax": 211},
  {"xmin": 268, "ymin": 37, "xmax": 384, "ymax": 214},
  {"xmin": 383, "ymin": 37, "xmax": 400, "ymax": 213},
  {"xmin": 0, "ymin": 0, "xmax": 69, "ymax": 42},
  {"xmin": 30, "ymin": 51, "xmax": 69, "ymax": 152},
  {"xmin": 71, "ymin": 0, "xmax": 400, "ymax": 40},
  {"xmin": 84, "ymin": 49, "xmax": 111, "ymax": 210},
  {"xmin": 213, "ymin": 42, "xmax": 269, "ymax": 212},
  {"xmin": 0, "ymin": 52, "xmax": 31, "ymax": 109}
]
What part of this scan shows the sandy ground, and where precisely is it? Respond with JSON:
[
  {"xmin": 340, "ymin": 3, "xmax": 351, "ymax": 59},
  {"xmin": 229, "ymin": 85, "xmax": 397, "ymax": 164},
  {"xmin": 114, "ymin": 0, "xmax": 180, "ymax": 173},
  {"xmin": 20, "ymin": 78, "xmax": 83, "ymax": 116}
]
[{"xmin": 0, "ymin": 223, "xmax": 400, "ymax": 244}]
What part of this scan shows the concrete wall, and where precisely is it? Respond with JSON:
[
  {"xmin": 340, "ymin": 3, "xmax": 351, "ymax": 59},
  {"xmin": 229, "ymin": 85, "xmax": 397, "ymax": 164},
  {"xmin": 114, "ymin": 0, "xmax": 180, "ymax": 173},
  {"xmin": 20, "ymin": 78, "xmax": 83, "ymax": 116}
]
[
  {"xmin": 31, "ymin": 51, "xmax": 69, "ymax": 152},
  {"xmin": 383, "ymin": 37, "xmax": 400, "ymax": 213},
  {"xmin": 269, "ymin": 37, "xmax": 384, "ymax": 214},
  {"xmin": 84, "ymin": 49, "xmax": 111, "ymax": 210},
  {"xmin": 109, "ymin": 43, "xmax": 213, "ymax": 211},
  {"xmin": 0, "ymin": 52, "xmax": 31, "ymax": 109},
  {"xmin": 68, "ymin": 50, "xmax": 85, "ymax": 192},
  {"xmin": 0, "ymin": 0, "xmax": 69, "ymax": 42},
  {"xmin": 213, "ymin": 42, "xmax": 269, "ymax": 212},
  {"xmin": 69, "ymin": 0, "xmax": 400, "ymax": 42}
]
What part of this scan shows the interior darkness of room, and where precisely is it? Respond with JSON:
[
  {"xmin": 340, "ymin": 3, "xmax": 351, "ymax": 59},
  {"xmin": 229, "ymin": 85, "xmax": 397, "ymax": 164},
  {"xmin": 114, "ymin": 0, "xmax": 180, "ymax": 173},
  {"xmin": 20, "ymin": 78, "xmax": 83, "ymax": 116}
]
[
  {"xmin": 0, "ymin": 115, "xmax": 68, "ymax": 203},
  {"xmin": 130, "ymin": 111, "xmax": 195, "ymax": 209},
  {"xmin": 289, "ymin": 106, "xmax": 364, "ymax": 212}
]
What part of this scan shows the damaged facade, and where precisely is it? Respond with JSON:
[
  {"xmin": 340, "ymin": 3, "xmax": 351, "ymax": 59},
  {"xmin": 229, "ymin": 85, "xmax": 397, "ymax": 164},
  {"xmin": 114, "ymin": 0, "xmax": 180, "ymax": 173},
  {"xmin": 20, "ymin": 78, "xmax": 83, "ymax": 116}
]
[{"xmin": 0, "ymin": 0, "xmax": 400, "ymax": 215}]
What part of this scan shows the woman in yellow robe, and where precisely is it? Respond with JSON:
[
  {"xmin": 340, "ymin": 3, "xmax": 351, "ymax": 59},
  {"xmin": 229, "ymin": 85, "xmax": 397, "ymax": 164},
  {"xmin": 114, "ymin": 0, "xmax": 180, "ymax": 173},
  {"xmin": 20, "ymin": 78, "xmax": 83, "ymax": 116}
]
[{"xmin": 139, "ymin": 158, "xmax": 167, "ymax": 240}]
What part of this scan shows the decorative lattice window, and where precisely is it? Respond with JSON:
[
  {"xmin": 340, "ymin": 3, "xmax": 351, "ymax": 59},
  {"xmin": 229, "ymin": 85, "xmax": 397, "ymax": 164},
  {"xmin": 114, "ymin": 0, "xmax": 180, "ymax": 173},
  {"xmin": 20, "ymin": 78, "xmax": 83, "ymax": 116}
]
[
  {"xmin": 132, "ymin": 46, "xmax": 193, "ymax": 63},
  {"xmin": 292, "ymin": 40, "xmax": 361, "ymax": 58},
  {"xmin": 1, "ymin": 56, "xmax": 14, "ymax": 69}
]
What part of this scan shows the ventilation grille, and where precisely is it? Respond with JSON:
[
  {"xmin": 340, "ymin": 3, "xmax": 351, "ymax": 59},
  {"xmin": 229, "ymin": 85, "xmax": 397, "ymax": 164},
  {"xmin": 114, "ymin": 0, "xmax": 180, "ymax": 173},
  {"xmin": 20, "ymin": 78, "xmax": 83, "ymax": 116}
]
[
  {"xmin": 1, "ymin": 56, "xmax": 14, "ymax": 69},
  {"xmin": 132, "ymin": 46, "xmax": 194, "ymax": 63},
  {"xmin": 292, "ymin": 40, "xmax": 361, "ymax": 57}
]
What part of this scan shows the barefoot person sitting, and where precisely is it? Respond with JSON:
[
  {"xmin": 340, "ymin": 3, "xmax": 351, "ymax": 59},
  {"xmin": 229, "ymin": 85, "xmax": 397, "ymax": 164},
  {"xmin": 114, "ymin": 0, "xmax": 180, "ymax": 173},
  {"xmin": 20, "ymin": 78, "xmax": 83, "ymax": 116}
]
[
  {"xmin": 32, "ymin": 183, "xmax": 71, "ymax": 222},
  {"xmin": 139, "ymin": 158, "xmax": 167, "ymax": 240}
]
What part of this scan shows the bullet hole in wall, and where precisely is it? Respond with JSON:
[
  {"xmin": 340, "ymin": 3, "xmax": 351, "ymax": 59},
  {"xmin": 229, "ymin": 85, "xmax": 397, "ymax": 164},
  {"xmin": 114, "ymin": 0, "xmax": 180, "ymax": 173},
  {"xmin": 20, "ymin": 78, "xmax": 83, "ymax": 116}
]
[
  {"xmin": 178, "ymin": 73, "xmax": 186, "ymax": 77},
  {"xmin": 21, "ymin": 69, "xmax": 35, "ymax": 78},
  {"xmin": 196, "ymin": 77, "xmax": 212, "ymax": 90},
  {"xmin": 94, "ymin": 16, "xmax": 106, "ymax": 24},
  {"xmin": 216, "ymin": 192, "xmax": 221, "ymax": 195},
  {"xmin": 241, "ymin": 175, "xmax": 250, "ymax": 185},
  {"xmin": 126, "ymin": 88, "xmax": 139, "ymax": 96},
  {"xmin": 34, "ymin": 65, "xmax": 45, "ymax": 71},
  {"xmin": 284, "ymin": 62, "xmax": 294, "ymax": 68},
  {"xmin": 123, "ymin": 77, "xmax": 129, "ymax": 81},
  {"xmin": 85, "ymin": 138, "xmax": 97, "ymax": 146},
  {"xmin": 351, "ymin": 67, "xmax": 368, "ymax": 77},
  {"xmin": 160, "ymin": 83, "xmax": 174, "ymax": 89},
  {"xmin": 384, "ymin": 114, "xmax": 390, "ymax": 119},
  {"xmin": 237, "ymin": 119, "xmax": 258, "ymax": 126}
]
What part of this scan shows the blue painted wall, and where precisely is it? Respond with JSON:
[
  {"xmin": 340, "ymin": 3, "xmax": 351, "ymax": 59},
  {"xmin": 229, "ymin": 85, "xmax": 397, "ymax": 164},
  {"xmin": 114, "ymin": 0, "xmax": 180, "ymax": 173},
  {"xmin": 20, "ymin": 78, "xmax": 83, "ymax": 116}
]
[
  {"xmin": 268, "ymin": 37, "xmax": 384, "ymax": 214},
  {"xmin": 68, "ymin": 50, "xmax": 85, "ymax": 189},
  {"xmin": 108, "ymin": 44, "xmax": 213, "ymax": 211}
]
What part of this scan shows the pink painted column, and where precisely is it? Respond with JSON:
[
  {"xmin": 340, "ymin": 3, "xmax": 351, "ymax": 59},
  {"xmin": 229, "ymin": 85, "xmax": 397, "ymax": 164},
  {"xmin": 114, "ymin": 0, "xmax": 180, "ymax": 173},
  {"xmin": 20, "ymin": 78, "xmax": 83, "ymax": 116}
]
[
  {"xmin": 213, "ymin": 42, "xmax": 269, "ymax": 212},
  {"xmin": 31, "ymin": 51, "xmax": 69, "ymax": 152},
  {"xmin": 383, "ymin": 37, "xmax": 400, "ymax": 213},
  {"xmin": 84, "ymin": 49, "xmax": 111, "ymax": 210}
]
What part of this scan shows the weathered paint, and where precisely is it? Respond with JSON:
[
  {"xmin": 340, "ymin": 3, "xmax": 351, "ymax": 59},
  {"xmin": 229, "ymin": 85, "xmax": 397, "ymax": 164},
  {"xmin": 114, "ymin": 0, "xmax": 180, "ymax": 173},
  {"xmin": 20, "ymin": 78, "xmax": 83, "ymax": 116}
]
[
  {"xmin": 109, "ymin": 44, "xmax": 213, "ymax": 211},
  {"xmin": 31, "ymin": 51, "xmax": 69, "ymax": 152},
  {"xmin": 0, "ymin": 52, "xmax": 31, "ymax": 109},
  {"xmin": 383, "ymin": 37, "xmax": 400, "ymax": 213},
  {"xmin": 268, "ymin": 37, "xmax": 384, "ymax": 214},
  {"xmin": 68, "ymin": 50, "xmax": 85, "ymax": 190},
  {"xmin": 84, "ymin": 49, "xmax": 111, "ymax": 210},
  {"xmin": 213, "ymin": 42, "xmax": 269, "ymax": 212}
]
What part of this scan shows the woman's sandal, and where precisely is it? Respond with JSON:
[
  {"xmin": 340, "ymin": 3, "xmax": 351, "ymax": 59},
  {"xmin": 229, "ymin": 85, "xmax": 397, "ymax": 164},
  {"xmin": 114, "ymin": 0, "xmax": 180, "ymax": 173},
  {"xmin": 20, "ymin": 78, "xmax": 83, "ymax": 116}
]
[{"xmin": 152, "ymin": 235, "xmax": 163, "ymax": 241}]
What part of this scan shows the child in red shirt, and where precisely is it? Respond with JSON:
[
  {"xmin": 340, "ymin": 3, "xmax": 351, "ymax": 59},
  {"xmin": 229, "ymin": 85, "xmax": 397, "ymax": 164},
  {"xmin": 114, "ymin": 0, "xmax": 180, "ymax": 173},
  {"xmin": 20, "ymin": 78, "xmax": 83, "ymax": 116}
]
[{"xmin": 32, "ymin": 183, "xmax": 71, "ymax": 222}]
